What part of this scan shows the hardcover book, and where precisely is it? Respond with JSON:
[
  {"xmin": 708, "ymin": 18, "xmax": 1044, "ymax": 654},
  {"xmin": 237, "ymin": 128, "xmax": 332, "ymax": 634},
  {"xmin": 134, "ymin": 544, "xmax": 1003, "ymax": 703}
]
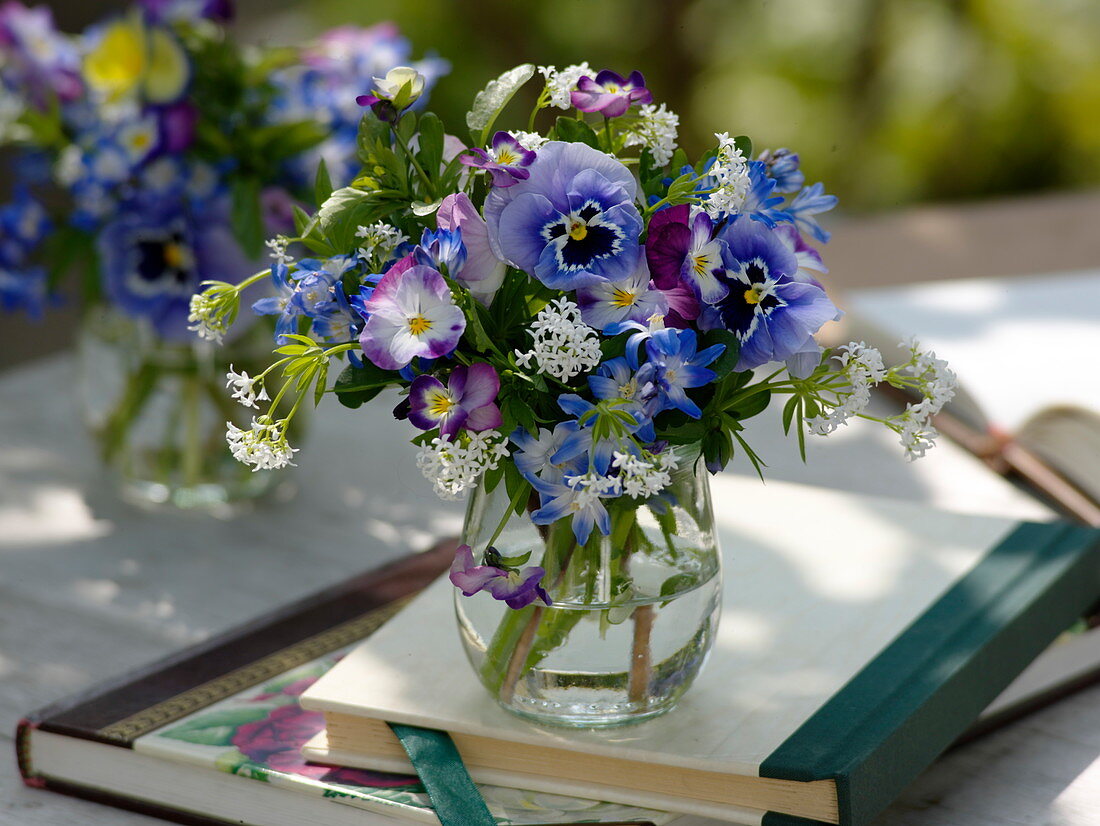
[
  {"xmin": 842, "ymin": 268, "xmax": 1100, "ymax": 523},
  {"xmin": 15, "ymin": 541, "xmax": 665, "ymax": 826},
  {"xmin": 300, "ymin": 475, "xmax": 1100, "ymax": 826}
]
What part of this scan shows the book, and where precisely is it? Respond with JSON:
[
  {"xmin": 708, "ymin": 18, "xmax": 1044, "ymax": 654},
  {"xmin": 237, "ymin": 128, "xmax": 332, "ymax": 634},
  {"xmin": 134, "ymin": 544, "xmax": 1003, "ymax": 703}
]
[
  {"xmin": 299, "ymin": 475, "xmax": 1100, "ymax": 826},
  {"xmin": 840, "ymin": 268, "xmax": 1100, "ymax": 524},
  {"xmin": 15, "ymin": 540, "xmax": 666, "ymax": 826}
]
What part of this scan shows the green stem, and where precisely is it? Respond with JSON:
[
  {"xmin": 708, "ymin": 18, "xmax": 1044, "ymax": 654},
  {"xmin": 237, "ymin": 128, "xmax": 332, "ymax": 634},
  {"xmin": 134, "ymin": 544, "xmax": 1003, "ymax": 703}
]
[
  {"xmin": 603, "ymin": 115, "xmax": 615, "ymax": 154},
  {"xmin": 391, "ymin": 125, "xmax": 436, "ymax": 199},
  {"xmin": 99, "ymin": 359, "xmax": 161, "ymax": 465},
  {"xmin": 181, "ymin": 373, "xmax": 204, "ymax": 487}
]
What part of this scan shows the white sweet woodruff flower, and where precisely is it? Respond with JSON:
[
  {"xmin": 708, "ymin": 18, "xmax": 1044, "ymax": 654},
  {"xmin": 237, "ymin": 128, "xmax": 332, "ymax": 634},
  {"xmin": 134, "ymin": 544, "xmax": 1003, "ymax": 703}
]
[
  {"xmin": 356, "ymin": 221, "xmax": 408, "ymax": 263},
  {"xmin": 538, "ymin": 63, "xmax": 593, "ymax": 109},
  {"xmin": 508, "ymin": 130, "xmax": 549, "ymax": 151},
  {"xmin": 806, "ymin": 341, "xmax": 884, "ymax": 436},
  {"xmin": 225, "ymin": 366, "xmax": 270, "ymax": 409},
  {"xmin": 622, "ymin": 103, "xmax": 680, "ymax": 167},
  {"xmin": 265, "ymin": 236, "xmax": 292, "ymax": 266},
  {"xmin": 226, "ymin": 418, "xmax": 298, "ymax": 471},
  {"xmin": 612, "ymin": 450, "xmax": 678, "ymax": 499},
  {"xmin": 702, "ymin": 132, "xmax": 751, "ymax": 219},
  {"xmin": 565, "ymin": 471, "xmax": 622, "ymax": 503},
  {"xmin": 187, "ymin": 293, "xmax": 226, "ymax": 344},
  {"xmin": 415, "ymin": 430, "xmax": 510, "ymax": 500},
  {"xmin": 514, "ymin": 298, "xmax": 602, "ymax": 380}
]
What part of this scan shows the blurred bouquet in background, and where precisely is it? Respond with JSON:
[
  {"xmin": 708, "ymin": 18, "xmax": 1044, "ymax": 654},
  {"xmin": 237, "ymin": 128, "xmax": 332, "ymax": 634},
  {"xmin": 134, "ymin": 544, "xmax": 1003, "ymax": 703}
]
[
  {"xmin": 192, "ymin": 61, "xmax": 955, "ymax": 722},
  {"xmin": 0, "ymin": 0, "xmax": 446, "ymax": 508}
]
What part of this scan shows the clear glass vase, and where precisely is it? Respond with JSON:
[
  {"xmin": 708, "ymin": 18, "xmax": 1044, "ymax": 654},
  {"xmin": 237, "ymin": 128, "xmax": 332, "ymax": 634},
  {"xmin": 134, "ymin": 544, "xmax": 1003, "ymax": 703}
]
[
  {"xmin": 454, "ymin": 446, "xmax": 722, "ymax": 728},
  {"xmin": 76, "ymin": 305, "xmax": 295, "ymax": 511}
]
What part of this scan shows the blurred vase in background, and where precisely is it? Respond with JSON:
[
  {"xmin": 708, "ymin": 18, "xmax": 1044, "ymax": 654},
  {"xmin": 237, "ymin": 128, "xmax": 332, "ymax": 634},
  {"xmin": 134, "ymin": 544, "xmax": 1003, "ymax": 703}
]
[{"xmin": 0, "ymin": 0, "xmax": 447, "ymax": 508}]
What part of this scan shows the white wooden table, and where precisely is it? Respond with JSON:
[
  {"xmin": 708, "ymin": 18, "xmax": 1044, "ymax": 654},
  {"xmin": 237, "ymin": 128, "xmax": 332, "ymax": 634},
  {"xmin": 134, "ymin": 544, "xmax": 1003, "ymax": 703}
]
[{"xmin": 2, "ymin": 356, "xmax": 1095, "ymax": 826}]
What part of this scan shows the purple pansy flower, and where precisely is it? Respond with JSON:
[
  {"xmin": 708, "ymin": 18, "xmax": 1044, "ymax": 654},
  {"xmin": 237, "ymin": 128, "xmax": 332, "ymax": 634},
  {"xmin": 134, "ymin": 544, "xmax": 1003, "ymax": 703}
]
[
  {"xmin": 483, "ymin": 141, "xmax": 642, "ymax": 291},
  {"xmin": 437, "ymin": 192, "xmax": 505, "ymax": 305},
  {"xmin": 460, "ymin": 131, "xmax": 536, "ymax": 188},
  {"xmin": 703, "ymin": 220, "xmax": 840, "ymax": 378},
  {"xmin": 449, "ymin": 544, "xmax": 551, "ymax": 610},
  {"xmin": 646, "ymin": 206, "xmax": 730, "ymax": 306},
  {"xmin": 570, "ymin": 70, "xmax": 652, "ymax": 118},
  {"xmin": 358, "ymin": 263, "xmax": 466, "ymax": 371},
  {"xmin": 407, "ymin": 362, "xmax": 502, "ymax": 437},
  {"xmin": 575, "ymin": 254, "xmax": 667, "ymax": 332}
]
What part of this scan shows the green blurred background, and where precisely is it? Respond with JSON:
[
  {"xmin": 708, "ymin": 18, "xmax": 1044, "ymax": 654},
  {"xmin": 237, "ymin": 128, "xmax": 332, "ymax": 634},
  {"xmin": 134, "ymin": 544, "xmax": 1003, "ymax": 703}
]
[
  {"xmin": 240, "ymin": 0, "xmax": 1100, "ymax": 212},
  {"xmin": 37, "ymin": 0, "xmax": 1100, "ymax": 213}
]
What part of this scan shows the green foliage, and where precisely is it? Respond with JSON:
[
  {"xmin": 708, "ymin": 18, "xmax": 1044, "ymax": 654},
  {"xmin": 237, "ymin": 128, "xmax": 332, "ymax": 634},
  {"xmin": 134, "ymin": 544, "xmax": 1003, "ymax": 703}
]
[
  {"xmin": 553, "ymin": 116, "xmax": 600, "ymax": 149},
  {"xmin": 466, "ymin": 63, "xmax": 536, "ymax": 145},
  {"xmin": 229, "ymin": 176, "xmax": 265, "ymax": 258},
  {"xmin": 333, "ymin": 362, "xmax": 395, "ymax": 409}
]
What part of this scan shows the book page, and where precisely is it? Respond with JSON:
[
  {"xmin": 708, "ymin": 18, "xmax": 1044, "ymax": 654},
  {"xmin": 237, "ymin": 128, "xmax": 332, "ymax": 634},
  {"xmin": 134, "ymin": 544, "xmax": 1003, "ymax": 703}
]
[{"xmin": 847, "ymin": 269, "xmax": 1100, "ymax": 433}]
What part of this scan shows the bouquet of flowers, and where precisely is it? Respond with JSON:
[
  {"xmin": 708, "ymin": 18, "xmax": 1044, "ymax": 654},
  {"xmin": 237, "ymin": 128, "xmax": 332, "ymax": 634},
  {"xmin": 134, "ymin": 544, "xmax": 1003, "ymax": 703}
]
[
  {"xmin": 193, "ymin": 62, "xmax": 956, "ymax": 723},
  {"xmin": 0, "ymin": 1, "xmax": 445, "ymax": 506}
]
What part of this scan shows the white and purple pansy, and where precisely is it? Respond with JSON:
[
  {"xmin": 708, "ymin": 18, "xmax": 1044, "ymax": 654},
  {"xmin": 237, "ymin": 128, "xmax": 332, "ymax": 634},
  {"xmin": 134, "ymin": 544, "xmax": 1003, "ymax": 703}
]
[
  {"xmin": 574, "ymin": 254, "xmax": 667, "ymax": 332},
  {"xmin": 703, "ymin": 219, "xmax": 840, "ymax": 378},
  {"xmin": 459, "ymin": 131, "xmax": 536, "ymax": 188},
  {"xmin": 357, "ymin": 263, "xmax": 466, "ymax": 371},
  {"xmin": 484, "ymin": 141, "xmax": 642, "ymax": 291},
  {"xmin": 570, "ymin": 69, "xmax": 652, "ymax": 118},
  {"xmin": 407, "ymin": 362, "xmax": 502, "ymax": 437}
]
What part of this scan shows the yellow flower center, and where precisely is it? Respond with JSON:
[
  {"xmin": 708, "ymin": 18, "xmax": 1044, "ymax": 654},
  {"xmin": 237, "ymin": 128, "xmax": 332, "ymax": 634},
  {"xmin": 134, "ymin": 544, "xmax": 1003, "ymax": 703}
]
[
  {"xmin": 163, "ymin": 242, "xmax": 188, "ymax": 270},
  {"xmin": 744, "ymin": 285, "xmax": 765, "ymax": 305},
  {"xmin": 568, "ymin": 221, "xmax": 588, "ymax": 241},
  {"xmin": 691, "ymin": 254, "xmax": 711, "ymax": 277},
  {"xmin": 610, "ymin": 287, "xmax": 637, "ymax": 308},
  {"xmin": 428, "ymin": 391, "xmax": 455, "ymax": 417},
  {"xmin": 408, "ymin": 315, "xmax": 432, "ymax": 335},
  {"xmin": 495, "ymin": 149, "xmax": 516, "ymax": 165},
  {"xmin": 605, "ymin": 84, "xmax": 620, "ymax": 93}
]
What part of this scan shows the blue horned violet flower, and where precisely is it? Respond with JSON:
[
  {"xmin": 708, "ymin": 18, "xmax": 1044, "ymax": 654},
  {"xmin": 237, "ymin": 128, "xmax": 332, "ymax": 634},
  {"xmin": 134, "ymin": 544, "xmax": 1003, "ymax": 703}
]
[
  {"xmin": 635, "ymin": 328, "xmax": 724, "ymax": 419},
  {"xmin": 460, "ymin": 131, "xmax": 536, "ymax": 188},
  {"xmin": 704, "ymin": 219, "xmax": 840, "ymax": 378},
  {"xmin": 358, "ymin": 263, "xmax": 466, "ymax": 370},
  {"xmin": 570, "ymin": 69, "xmax": 652, "ymax": 118},
  {"xmin": 450, "ymin": 544, "xmax": 551, "ymax": 610},
  {"xmin": 483, "ymin": 141, "xmax": 642, "ymax": 291},
  {"xmin": 413, "ymin": 227, "xmax": 466, "ymax": 276},
  {"xmin": 786, "ymin": 182, "xmax": 838, "ymax": 244},
  {"xmin": 511, "ymin": 422, "xmax": 583, "ymax": 484},
  {"xmin": 407, "ymin": 362, "xmax": 502, "ymax": 437},
  {"xmin": 758, "ymin": 147, "xmax": 804, "ymax": 194}
]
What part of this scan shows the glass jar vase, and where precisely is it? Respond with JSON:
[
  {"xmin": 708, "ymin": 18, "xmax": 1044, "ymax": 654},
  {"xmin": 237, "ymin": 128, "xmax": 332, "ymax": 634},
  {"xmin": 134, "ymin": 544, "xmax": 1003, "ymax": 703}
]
[
  {"xmin": 454, "ymin": 446, "xmax": 722, "ymax": 728},
  {"xmin": 76, "ymin": 305, "xmax": 296, "ymax": 510}
]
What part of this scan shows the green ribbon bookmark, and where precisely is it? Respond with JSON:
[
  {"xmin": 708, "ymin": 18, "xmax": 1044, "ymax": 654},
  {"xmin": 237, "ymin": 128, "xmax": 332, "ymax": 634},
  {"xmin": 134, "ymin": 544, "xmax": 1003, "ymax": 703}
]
[{"xmin": 387, "ymin": 723, "xmax": 497, "ymax": 826}]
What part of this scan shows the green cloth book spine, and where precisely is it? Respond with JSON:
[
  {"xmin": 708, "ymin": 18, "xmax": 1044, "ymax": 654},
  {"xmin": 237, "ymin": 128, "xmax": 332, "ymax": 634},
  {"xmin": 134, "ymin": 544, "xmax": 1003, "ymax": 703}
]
[{"xmin": 760, "ymin": 522, "xmax": 1100, "ymax": 826}]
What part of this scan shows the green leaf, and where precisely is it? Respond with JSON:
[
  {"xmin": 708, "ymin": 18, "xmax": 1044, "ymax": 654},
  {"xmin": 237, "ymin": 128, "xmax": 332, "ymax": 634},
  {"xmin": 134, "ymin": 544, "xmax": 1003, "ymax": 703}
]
[
  {"xmin": 733, "ymin": 135, "xmax": 753, "ymax": 159},
  {"xmin": 415, "ymin": 112, "xmax": 445, "ymax": 183},
  {"xmin": 553, "ymin": 116, "xmax": 600, "ymax": 149},
  {"xmin": 727, "ymin": 387, "xmax": 771, "ymax": 421},
  {"xmin": 313, "ymin": 187, "xmax": 386, "ymax": 251},
  {"xmin": 251, "ymin": 120, "xmax": 328, "ymax": 161},
  {"xmin": 496, "ymin": 550, "xmax": 533, "ymax": 567},
  {"xmin": 333, "ymin": 362, "xmax": 394, "ymax": 409},
  {"xmin": 313, "ymin": 158, "xmax": 333, "ymax": 209},
  {"xmin": 660, "ymin": 420, "xmax": 708, "ymax": 445},
  {"xmin": 466, "ymin": 63, "xmax": 536, "ymax": 145},
  {"xmin": 292, "ymin": 204, "xmax": 313, "ymax": 236},
  {"xmin": 700, "ymin": 329, "xmax": 741, "ymax": 376},
  {"xmin": 313, "ymin": 361, "xmax": 329, "ymax": 407},
  {"xmin": 230, "ymin": 176, "xmax": 265, "ymax": 259},
  {"xmin": 660, "ymin": 573, "xmax": 697, "ymax": 606},
  {"xmin": 356, "ymin": 109, "xmax": 391, "ymax": 164}
]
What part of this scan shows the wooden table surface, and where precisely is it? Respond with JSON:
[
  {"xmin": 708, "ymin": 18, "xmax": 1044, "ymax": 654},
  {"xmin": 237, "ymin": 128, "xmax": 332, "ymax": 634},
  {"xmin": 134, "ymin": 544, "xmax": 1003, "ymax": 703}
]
[{"xmin": 3, "ymin": 194, "xmax": 1099, "ymax": 825}]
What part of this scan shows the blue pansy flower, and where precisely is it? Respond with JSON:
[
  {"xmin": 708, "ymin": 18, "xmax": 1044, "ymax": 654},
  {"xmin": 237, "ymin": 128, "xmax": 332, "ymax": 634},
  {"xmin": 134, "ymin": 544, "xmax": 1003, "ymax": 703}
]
[
  {"xmin": 483, "ymin": 141, "xmax": 642, "ymax": 291},
  {"xmin": 704, "ymin": 219, "xmax": 840, "ymax": 377}
]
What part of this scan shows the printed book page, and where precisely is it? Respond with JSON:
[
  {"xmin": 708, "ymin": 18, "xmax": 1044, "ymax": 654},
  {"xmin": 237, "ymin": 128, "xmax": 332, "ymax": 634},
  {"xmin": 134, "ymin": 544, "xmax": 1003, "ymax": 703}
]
[{"xmin": 846, "ymin": 269, "xmax": 1100, "ymax": 434}]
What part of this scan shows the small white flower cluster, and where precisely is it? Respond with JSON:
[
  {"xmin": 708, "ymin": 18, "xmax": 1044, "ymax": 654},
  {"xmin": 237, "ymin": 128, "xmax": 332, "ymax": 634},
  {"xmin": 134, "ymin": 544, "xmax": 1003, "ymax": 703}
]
[
  {"xmin": 538, "ymin": 62, "xmax": 593, "ymax": 109},
  {"xmin": 514, "ymin": 298, "xmax": 603, "ymax": 380},
  {"xmin": 265, "ymin": 236, "xmax": 293, "ymax": 266},
  {"xmin": 564, "ymin": 471, "xmax": 622, "ymax": 504},
  {"xmin": 187, "ymin": 292, "xmax": 227, "ymax": 344},
  {"xmin": 622, "ymin": 103, "xmax": 680, "ymax": 167},
  {"xmin": 226, "ymin": 418, "xmax": 298, "ymax": 471},
  {"xmin": 612, "ymin": 450, "xmax": 678, "ymax": 499},
  {"xmin": 806, "ymin": 341, "xmax": 885, "ymax": 436},
  {"xmin": 225, "ymin": 366, "xmax": 270, "ymax": 409},
  {"xmin": 54, "ymin": 145, "xmax": 84, "ymax": 187},
  {"xmin": 894, "ymin": 338, "xmax": 956, "ymax": 461},
  {"xmin": 508, "ymin": 130, "xmax": 549, "ymax": 151},
  {"xmin": 415, "ymin": 430, "xmax": 510, "ymax": 500},
  {"xmin": 702, "ymin": 132, "xmax": 751, "ymax": 219},
  {"xmin": 356, "ymin": 221, "xmax": 408, "ymax": 263}
]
